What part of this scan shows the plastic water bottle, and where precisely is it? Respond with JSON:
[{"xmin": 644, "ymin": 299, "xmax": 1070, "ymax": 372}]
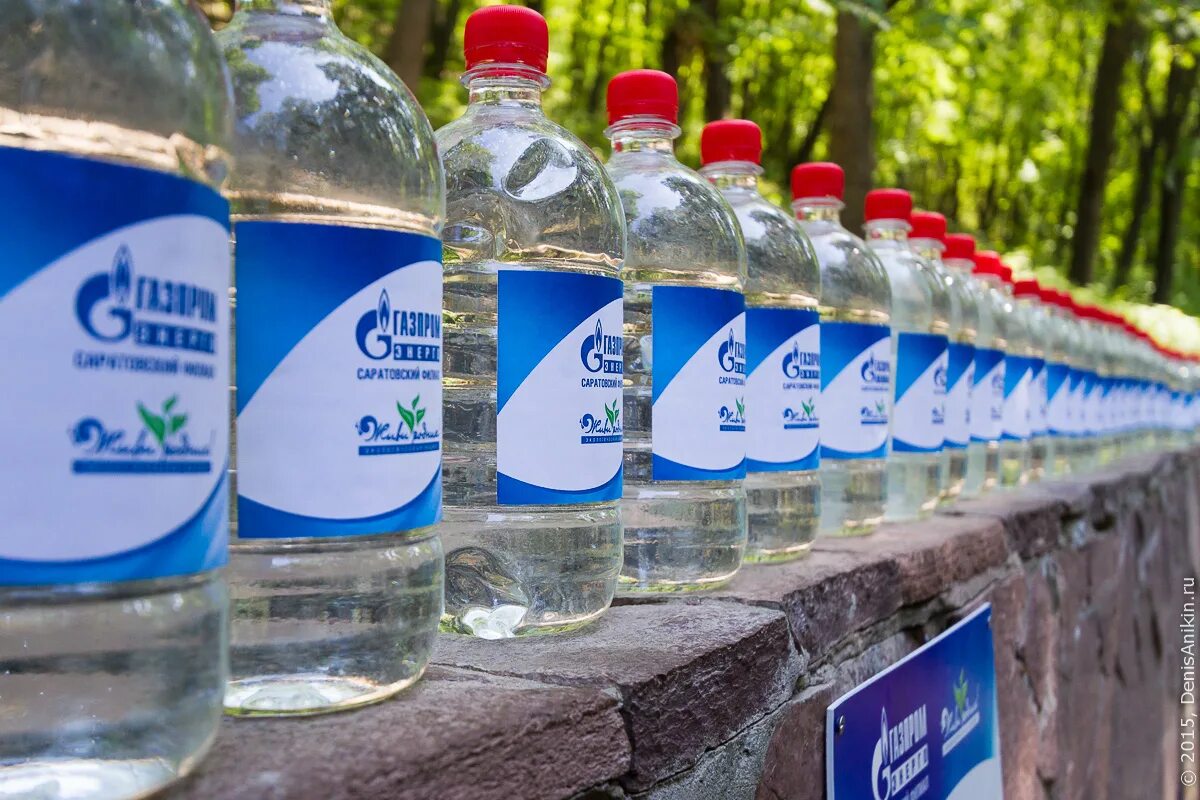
[
  {"xmin": 962, "ymin": 245, "xmax": 1006, "ymax": 495},
  {"xmin": 0, "ymin": 3, "xmax": 230, "ymax": 796},
  {"xmin": 973, "ymin": 254, "xmax": 1028, "ymax": 487},
  {"xmin": 864, "ymin": 190, "xmax": 946, "ymax": 521},
  {"xmin": 910, "ymin": 213, "xmax": 973, "ymax": 502},
  {"xmin": 792, "ymin": 164, "xmax": 891, "ymax": 535},
  {"xmin": 437, "ymin": 6, "xmax": 625, "ymax": 632},
  {"xmin": 1041, "ymin": 288, "xmax": 1079, "ymax": 475},
  {"xmin": 1013, "ymin": 279, "xmax": 1048, "ymax": 481},
  {"xmin": 700, "ymin": 120, "xmax": 820, "ymax": 562},
  {"xmin": 1072, "ymin": 303, "xmax": 1102, "ymax": 472},
  {"xmin": 219, "ymin": 0, "xmax": 444, "ymax": 713},
  {"xmin": 607, "ymin": 70, "xmax": 747, "ymax": 590}
]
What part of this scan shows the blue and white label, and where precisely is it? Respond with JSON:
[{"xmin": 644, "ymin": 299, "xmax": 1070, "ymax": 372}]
[
  {"xmin": 945, "ymin": 342, "xmax": 974, "ymax": 449},
  {"xmin": 1045, "ymin": 362, "xmax": 1071, "ymax": 436},
  {"xmin": 1001, "ymin": 354, "xmax": 1031, "ymax": 441},
  {"xmin": 498, "ymin": 270, "xmax": 622, "ymax": 503},
  {"xmin": 969, "ymin": 348, "xmax": 1005, "ymax": 443},
  {"xmin": 236, "ymin": 222, "xmax": 441, "ymax": 537},
  {"xmin": 891, "ymin": 331, "xmax": 948, "ymax": 453},
  {"xmin": 821, "ymin": 322, "xmax": 891, "ymax": 460},
  {"xmin": 746, "ymin": 307, "xmax": 820, "ymax": 472},
  {"xmin": 0, "ymin": 147, "xmax": 230, "ymax": 585},
  {"xmin": 652, "ymin": 285, "xmax": 746, "ymax": 481},
  {"xmin": 1080, "ymin": 370, "xmax": 1099, "ymax": 436},
  {"xmin": 1029, "ymin": 358, "xmax": 1047, "ymax": 436},
  {"xmin": 1069, "ymin": 367, "xmax": 1087, "ymax": 437}
]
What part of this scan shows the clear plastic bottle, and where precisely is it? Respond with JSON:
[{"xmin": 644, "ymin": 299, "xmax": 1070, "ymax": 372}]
[
  {"xmin": 1041, "ymin": 288, "xmax": 1078, "ymax": 475},
  {"xmin": 1012, "ymin": 279, "xmax": 1048, "ymax": 482},
  {"xmin": 607, "ymin": 71, "xmax": 747, "ymax": 589},
  {"xmin": 0, "ymin": 2, "xmax": 231, "ymax": 795},
  {"xmin": 1072, "ymin": 303, "xmax": 1101, "ymax": 472},
  {"xmin": 792, "ymin": 164, "xmax": 891, "ymax": 535},
  {"xmin": 974, "ymin": 255, "xmax": 1029, "ymax": 487},
  {"xmin": 864, "ymin": 190, "xmax": 946, "ymax": 521},
  {"xmin": 964, "ymin": 249, "xmax": 1008, "ymax": 495},
  {"xmin": 911, "ymin": 213, "xmax": 973, "ymax": 503},
  {"xmin": 700, "ymin": 121, "xmax": 819, "ymax": 562},
  {"xmin": 219, "ymin": 0, "xmax": 444, "ymax": 713},
  {"xmin": 436, "ymin": 7, "xmax": 625, "ymax": 632}
]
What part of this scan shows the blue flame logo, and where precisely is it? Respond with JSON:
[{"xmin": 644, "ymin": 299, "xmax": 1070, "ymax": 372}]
[
  {"xmin": 581, "ymin": 318, "xmax": 605, "ymax": 373},
  {"xmin": 782, "ymin": 340, "xmax": 803, "ymax": 379},
  {"xmin": 356, "ymin": 289, "xmax": 394, "ymax": 360}
]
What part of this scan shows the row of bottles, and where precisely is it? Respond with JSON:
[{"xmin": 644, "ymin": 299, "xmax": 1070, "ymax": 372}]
[{"xmin": 4, "ymin": 2, "xmax": 1200, "ymax": 798}]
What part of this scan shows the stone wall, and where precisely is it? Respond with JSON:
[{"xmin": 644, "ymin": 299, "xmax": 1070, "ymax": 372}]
[{"xmin": 176, "ymin": 448, "xmax": 1200, "ymax": 800}]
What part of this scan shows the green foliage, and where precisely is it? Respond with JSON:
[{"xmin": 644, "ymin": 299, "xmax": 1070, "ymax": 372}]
[{"xmin": 205, "ymin": 0, "xmax": 1200, "ymax": 337}]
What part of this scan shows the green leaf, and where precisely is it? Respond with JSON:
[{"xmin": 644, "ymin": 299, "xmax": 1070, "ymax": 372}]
[
  {"xmin": 415, "ymin": 408, "xmax": 426, "ymax": 425},
  {"xmin": 138, "ymin": 403, "xmax": 166, "ymax": 446},
  {"xmin": 411, "ymin": 395, "xmax": 421, "ymax": 411},
  {"xmin": 163, "ymin": 395, "xmax": 178, "ymax": 413},
  {"xmin": 168, "ymin": 414, "xmax": 187, "ymax": 434},
  {"xmin": 397, "ymin": 401, "xmax": 415, "ymax": 432}
]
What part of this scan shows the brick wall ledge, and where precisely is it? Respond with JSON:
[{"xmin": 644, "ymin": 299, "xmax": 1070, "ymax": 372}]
[{"xmin": 175, "ymin": 447, "xmax": 1200, "ymax": 800}]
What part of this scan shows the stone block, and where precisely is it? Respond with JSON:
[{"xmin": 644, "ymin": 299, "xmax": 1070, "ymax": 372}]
[
  {"xmin": 176, "ymin": 666, "xmax": 630, "ymax": 800},
  {"xmin": 432, "ymin": 601, "xmax": 798, "ymax": 792}
]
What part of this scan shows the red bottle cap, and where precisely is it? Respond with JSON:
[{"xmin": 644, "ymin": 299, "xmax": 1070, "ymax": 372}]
[
  {"xmin": 909, "ymin": 211, "xmax": 947, "ymax": 242},
  {"xmin": 1013, "ymin": 278, "xmax": 1041, "ymax": 298},
  {"xmin": 464, "ymin": 5, "xmax": 549, "ymax": 73},
  {"xmin": 972, "ymin": 250, "xmax": 1009, "ymax": 281},
  {"xmin": 606, "ymin": 69, "xmax": 678, "ymax": 124},
  {"xmin": 791, "ymin": 162, "xmax": 844, "ymax": 201},
  {"xmin": 700, "ymin": 119, "xmax": 762, "ymax": 165},
  {"xmin": 863, "ymin": 189, "xmax": 913, "ymax": 222},
  {"xmin": 943, "ymin": 233, "xmax": 975, "ymax": 260}
]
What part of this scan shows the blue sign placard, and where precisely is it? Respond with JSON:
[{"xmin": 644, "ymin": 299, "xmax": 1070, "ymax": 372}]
[{"xmin": 826, "ymin": 604, "xmax": 1002, "ymax": 800}]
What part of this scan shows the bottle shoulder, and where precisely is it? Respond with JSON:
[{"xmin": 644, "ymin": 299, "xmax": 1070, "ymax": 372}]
[
  {"xmin": 436, "ymin": 108, "xmax": 624, "ymax": 270},
  {"xmin": 802, "ymin": 224, "xmax": 890, "ymax": 319},
  {"xmin": 608, "ymin": 155, "xmax": 745, "ymax": 285},
  {"xmin": 728, "ymin": 194, "xmax": 819, "ymax": 304},
  {"xmin": 873, "ymin": 246, "xmax": 935, "ymax": 331},
  {"xmin": 219, "ymin": 15, "xmax": 442, "ymax": 229},
  {"xmin": 0, "ymin": 0, "xmax": 231, "ymax": 185}
]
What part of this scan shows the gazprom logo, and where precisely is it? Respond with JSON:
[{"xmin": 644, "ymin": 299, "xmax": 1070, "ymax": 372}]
[
  {"xmin": 717, "ymin": 328, "xmax": 745, "ymax": 374},
  {"xmin": 870, "ymin": 706, "xmax": 929, "ymax": 800},
  {"xmin": 580, "ymin": 318, "xmax": 623, "ymax": 374},
  {"xmin": 933, "ymin": 361, "xmax": 948, "ymax": 392},
  {"xmin": 861, "ymin": 353, "xmax": 890, "ymax": 386},
  {"xmin": 356, "ymin": 289, "xmax": 440, "ymax": 362},
  {"xmin": 782, "ymin": 340, "xmax": 819, "ymax": 381},
  {"xmin": 75, "ymin": 245, "xmax": 217, "ymax": 353}
]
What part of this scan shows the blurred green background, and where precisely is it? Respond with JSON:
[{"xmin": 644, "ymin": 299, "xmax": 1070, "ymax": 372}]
[{"xmin": 204, "ymin": 0, "xmax": 1200, "ymax": 323}]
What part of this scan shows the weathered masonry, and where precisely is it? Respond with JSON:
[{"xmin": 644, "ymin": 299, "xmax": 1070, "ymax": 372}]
[{"xmin": 179, "ymin": 448, "xmax": 1200, "ymax": 800}]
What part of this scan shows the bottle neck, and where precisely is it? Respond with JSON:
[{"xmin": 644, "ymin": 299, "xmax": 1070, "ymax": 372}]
[
  {"xmin": 606, "ymin": 117, "xmax": 680, "ymax": 156},
  {"xmin": 700, "ymin": 161, "xmax": 762, "ymax": 193},
  {"xmin": 237, "ymin": 0, "xmax": 332, "ymax": 17},
  {"xmin": 943, "ymin": 256, "xmax": 974, "ymax": 275},
  {"xmin": 910, "ymin": 237, "xmax": 944, "ymax": 262},
  {"xmin": 978, "ymin": 274, "xmax": 1010, "ymax": 295},
  {"xmin": 791, "ymin": 198, "xmax": 844, "ymax": 224},
  {"xmin": 464, "ymin": 65, "xmax": 548, "ymax": 110},
  {"xmin": 864, "ymin": 219, "xmax": 910, "ymax": 245}
]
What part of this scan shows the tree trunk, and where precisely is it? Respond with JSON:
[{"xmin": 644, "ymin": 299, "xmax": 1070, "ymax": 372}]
[
  {"xmin": 1112, "ymin": 59, "xmax": 1161, "ymax": 290},
  {"xmin": 1068, "ymin": 9, "xmax": 1140, "ymax": 286},
  {"xmin": 827, "ymin": 10, "xmax": 876, "ymax": 235},
  {"xmin": 792, "ymin": 91, "xmax": 832, "ymax": 167},
  {"xmin": 701, "ymin": 0, "xmax": 731, "ymax": 121},
  {"xmin": 385, "ymin": 0, "xmax": 436, "ymax": 92},
  {"xmin": 425, "ymin": 0, "xmax": 465, "ymax": 80},
  {"xmin": 1151, "ymin": 61, "xmax": 1198, "ymax": 303}
]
